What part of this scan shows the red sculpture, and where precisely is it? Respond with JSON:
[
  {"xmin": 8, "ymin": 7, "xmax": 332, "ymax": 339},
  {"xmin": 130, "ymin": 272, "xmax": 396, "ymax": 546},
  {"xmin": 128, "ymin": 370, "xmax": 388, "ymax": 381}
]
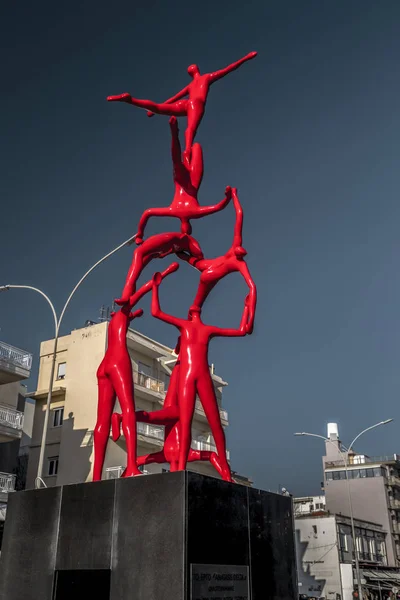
[
  {"xmin": 107, "ymin": 51, "xmax": 257, "ymax": 156},
  {"xmin": 93, "ymin": 262, "xmax": 179, "ymax": 482},
  {"xmin": 135, "ymin": 116, "xmax": 232, "ymax": 241},
  {"xmin": 151, "ymin": 268, "xmax": 250, "ymax": 482},
  {"xmin": 115, "ymin": 231, "xmax": 203, "ymax": 305},
  {"xmin": 100, "ymin": 52, "xmax": 257, "ymax": 482},
  {"xmin": 177, "ymin": 188, "xmax": 257, "ymax": 333},
  {"xmin": 112, "ymin": 337, "xmax": 225, "ymax": 477}
]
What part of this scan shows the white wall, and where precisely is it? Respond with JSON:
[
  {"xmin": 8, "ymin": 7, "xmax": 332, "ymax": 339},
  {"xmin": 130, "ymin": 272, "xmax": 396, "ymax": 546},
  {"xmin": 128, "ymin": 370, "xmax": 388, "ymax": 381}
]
[{"xmin": 295, "ymin": 516, "xmax": 342, "ymax": 599}]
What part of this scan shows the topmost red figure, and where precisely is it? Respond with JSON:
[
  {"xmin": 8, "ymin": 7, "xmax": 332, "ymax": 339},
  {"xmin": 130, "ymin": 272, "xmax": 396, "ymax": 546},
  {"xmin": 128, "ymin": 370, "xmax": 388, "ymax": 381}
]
[{"xmin": 107, "ymin": 51, "xmax": 257, "ymax": 158}]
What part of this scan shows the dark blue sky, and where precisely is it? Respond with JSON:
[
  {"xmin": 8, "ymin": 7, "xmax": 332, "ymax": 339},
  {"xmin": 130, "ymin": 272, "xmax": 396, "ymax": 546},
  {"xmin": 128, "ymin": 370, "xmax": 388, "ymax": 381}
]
[{"xmin": 1, "ymin": 1, "xmax": 400, "ymax": 494}]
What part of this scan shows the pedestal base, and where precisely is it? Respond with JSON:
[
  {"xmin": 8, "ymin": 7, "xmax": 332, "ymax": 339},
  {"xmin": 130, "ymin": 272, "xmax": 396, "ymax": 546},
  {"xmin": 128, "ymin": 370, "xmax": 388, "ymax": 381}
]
[{"xmin": 0, "ymin": 472, "xmax": 297, "ymax": 600}]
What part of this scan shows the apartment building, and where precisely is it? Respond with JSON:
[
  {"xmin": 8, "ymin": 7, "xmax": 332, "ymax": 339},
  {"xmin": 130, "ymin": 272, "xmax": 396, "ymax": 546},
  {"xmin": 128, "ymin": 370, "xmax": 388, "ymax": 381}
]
[
  {"xmin": 0, "ymin": 339, "xmax": 32, "ymax": 547},
  {"xmin": 323, "ymin": 424, "xmax": 400, "ymax": 570},
  {"xmin": 26, "ymin": 320, "xmax": 231, "ymax": 488},
  {"xmin": 295, "ymin": 512, "xmax": 388, "ymax": 600}
]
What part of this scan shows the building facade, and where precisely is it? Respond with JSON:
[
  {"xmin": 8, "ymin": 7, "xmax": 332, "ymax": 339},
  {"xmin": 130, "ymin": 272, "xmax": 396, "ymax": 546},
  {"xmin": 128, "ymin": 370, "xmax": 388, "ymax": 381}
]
[
  {"xmin": 295, "ymin": 512, "xmax": 388, "ymax": 600},
  {"xmin": 0, "ymin": 339, "xmax": 33, "ymax": 546},
  {"xmin": 26, "ymin": 321, "xmax": 231, "ymax": 488},
  {"xmin": 323, "ymin": 424, "xmax": 400, "ymax": 568}
]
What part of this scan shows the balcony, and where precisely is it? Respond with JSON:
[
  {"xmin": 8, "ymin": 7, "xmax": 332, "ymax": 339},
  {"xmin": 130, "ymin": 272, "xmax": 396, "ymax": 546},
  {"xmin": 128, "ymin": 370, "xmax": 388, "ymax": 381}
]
[
  {"xmin": 0, "ymin": 341, "xmax": 32, "ymax": 384},
  {"xmin": 389, "ymin": 498, "xmax": 400, "ymax": 510},
  {"xmin": 191, "ymin": 438, "xmax": 230, "ymax": 460},
  {"xmin": 388, "ymin": 475, "xmax": 400, "ymax": 487},
  {"xmin": 137, "ymin": 421, "xmax": 164, "ymax": 444},
  {"xmin": 194, "ymin": 399, "xmax": 229, "ymax": 426},
  {"xmin": 326, "ymin": 455, "xmax": 400, "ymax": 468},
  {"xmin": 134, "ymin": 371, "xmax": 166, "ymax": 395},
  {"xmin": 0, "ymin": 404, "xmax": 24, "ymax": 443},
  {"xmin": 105, "ymin": 466, "xmax": 149, "ymax": 479},
  {"xmin": 0, "ymin": 472, "xmax": 15, "ymax": 494}
]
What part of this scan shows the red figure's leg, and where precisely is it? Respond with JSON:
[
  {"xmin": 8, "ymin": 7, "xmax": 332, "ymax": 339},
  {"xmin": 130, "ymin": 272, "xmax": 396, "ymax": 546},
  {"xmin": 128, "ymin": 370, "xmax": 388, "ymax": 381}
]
[
  {"xmin": 137, "ymin": 451, "xmax": 166, "ymax": 467},
  {"xmin": 136, "ymin": 407, "xmax": 179, "ymax": 425},
  {"xmin": 110, "ymin": 367, "xmax": 141, "ymax": 477},
  {"xmin": 186, "ymin": 235, "xmax": 204, "ymax": 259},
  {"xmin": 177, "ymin": 378, "xmax": 197, "ymax": 471},
  {"xmin": 93, "ymin": 373, "xmax": 115, "ymax": 481},
  {"xmin": 188, "ymin": 450, "xmax": 224, "ymax": 478},
  {"xmin": 136, "ymin": 208, "xmax": 173, "ymax": 244},
  {"xmin": 109, "ymin": 94, "xmax": 188, "ymax": 116},
  {"xmin": 111, "ymin": 412, "xmax": 122, "ymax": 441},
  {"xmin": 191, "ymin": 280, "xmax": 217, "ymax": 311},
  {"xmin": 184, "ymin": 101, "xmax": 205, "ymax": 154},
  {"xmin": 197, "ymin": 376, "xmax": 232, "ymax": 482},
  {"xmin": 115, "ymin": 248, "xmax": 146, "ymax": 305},
  {"xmin": 189, "ymin": 143, "xmax": 204, "ymax": 190}
]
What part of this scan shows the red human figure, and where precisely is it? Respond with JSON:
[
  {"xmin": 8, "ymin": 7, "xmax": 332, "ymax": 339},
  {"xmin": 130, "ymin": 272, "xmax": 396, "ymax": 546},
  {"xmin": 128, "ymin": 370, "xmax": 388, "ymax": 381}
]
[
  {"xmin": 93, "ymin": 262, "xmax": 179, "ymax": 482},
  {"xmin": 151, "ymin": 269, "xmax": 250, "ymax": 482},
  {"xmin": 114, "ymin": 231, "xmax": 203, "ymax": 305},
  {"xmin": 107, "ymin": 51, "xmax": 257, "ymax": 156},
  {"xmin": 135, "ymin": 116, "xmax": 232, "ymax": 242},
  {"xmin": 112, "ymin": 337, "xmax": 225, "ymax": 477},
  {"xmin": 177, "ymin": 187, "xmax": 257, "ymax": 333}
]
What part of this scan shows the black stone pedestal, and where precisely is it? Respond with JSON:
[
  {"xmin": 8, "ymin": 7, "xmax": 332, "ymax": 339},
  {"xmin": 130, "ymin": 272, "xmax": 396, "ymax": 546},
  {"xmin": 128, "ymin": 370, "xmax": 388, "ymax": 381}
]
[{"xmin": 0, "ymin": 472, "xmax": 297, "ymax": 600}]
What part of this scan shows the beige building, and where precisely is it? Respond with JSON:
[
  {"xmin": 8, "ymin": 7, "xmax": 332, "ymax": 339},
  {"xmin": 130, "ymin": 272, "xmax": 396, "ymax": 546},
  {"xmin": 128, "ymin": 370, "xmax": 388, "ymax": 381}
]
[{"xmin": 26, "ymin": 320, "xmax": 231, "ymax": 488}]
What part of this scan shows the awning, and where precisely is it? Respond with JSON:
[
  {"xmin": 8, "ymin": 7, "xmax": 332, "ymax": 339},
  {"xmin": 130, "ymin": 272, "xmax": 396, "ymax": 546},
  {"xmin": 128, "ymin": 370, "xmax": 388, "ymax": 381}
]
[{"xmin": 362, "ymin": 569, "xmax": 400, "ymax": 588}]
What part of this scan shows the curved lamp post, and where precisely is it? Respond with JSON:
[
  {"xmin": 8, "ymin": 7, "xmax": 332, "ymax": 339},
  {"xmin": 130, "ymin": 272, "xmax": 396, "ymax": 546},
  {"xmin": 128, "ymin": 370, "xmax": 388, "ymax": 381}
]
[
  {"xmin": 295, "ymin": 419, "xmax": 393, "ymax": 600},
  {"xmin": 0, "ymin": 233, "xmax": 136, "ymax": 488}
]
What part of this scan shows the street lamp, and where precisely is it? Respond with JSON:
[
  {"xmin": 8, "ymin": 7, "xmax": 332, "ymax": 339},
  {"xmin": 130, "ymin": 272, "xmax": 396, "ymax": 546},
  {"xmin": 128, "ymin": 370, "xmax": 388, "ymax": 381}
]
[
  {"xmin": 0, "ymin": 232, "xmax": 136, "ymax": 489},
  {"xmin": 295, "ymin": 419, "xmax": 393, "ymax": 600}
]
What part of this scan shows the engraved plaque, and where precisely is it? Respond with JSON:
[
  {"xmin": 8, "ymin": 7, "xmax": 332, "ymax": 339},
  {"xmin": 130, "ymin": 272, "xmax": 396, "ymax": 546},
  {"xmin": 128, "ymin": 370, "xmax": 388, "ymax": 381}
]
[{"xmin": 191, "ymin": 564, "xmax": 249, "ymax": 600}]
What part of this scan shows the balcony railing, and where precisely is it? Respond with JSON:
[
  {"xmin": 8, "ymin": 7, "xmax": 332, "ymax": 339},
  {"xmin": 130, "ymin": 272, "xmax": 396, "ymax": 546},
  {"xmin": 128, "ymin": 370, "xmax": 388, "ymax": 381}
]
[
  {"xmin": 105, "ymin": 466, "xmax": 149, "ymax": 479},
  {"xmin": 0, "ymin": 341, "xmax": 32, "ymax": 371},
  {"xmin": 389, "ymin": 498, "xmax": 400, "ymax": 510},
  {"xmin": 326, "ymin": 455, "xmax": 400, "ymax": 468},
  {"xmin": 192, "ymin": 439, "xmax": 217, "ymax": 452},
  {"xmin": 137, "ymin": 421, "xmax": 164, "ymax": 441},
  {"xmin": 0, "ymin": 472, "xmax": 16, "ymax": 493},
  {"xmin": 134, "ymin": 371, "xmax": 166, "ymax": 394},
  {"xmin": 0, "ymin": 404, "xmax": 24, "ymax": 431},
  {"xmin": 388, "ymin": 475, "xmax": 400, "ymax": 487},
  {"xmin": 195, "ymin": 399, "xmax": 228, "ymax": 424}
]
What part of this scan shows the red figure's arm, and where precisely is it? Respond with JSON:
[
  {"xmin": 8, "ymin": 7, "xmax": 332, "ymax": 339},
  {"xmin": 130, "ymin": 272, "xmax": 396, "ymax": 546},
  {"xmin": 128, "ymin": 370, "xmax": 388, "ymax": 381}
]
[
  {"xmin": 238, "ymin": 262, "xmax": 257, "ymax": 333},
  {"xmin": 209, "ymin": 300, "xmax": 249, "ymax": 338},
  {"xmin": 232, "ymin": 187, "xmax": 243, "ymax": 247},
  {"xmin": 151, "ymin": 272, "xmax": 182, "ymax": 328},
  {"xmin": 128, "ymin": 308, "xmax": 144, "ymax": 321},
  {"xmin": 208, "ymin": 51, "xmax": 257, "ymax": 84},
  {"xmin": 198, "ymin": 186, "xmax": 232, "ymax": 216},
  {"xmin": 129, "ymin": 262, "xmax": 179, "ymax": 306}
]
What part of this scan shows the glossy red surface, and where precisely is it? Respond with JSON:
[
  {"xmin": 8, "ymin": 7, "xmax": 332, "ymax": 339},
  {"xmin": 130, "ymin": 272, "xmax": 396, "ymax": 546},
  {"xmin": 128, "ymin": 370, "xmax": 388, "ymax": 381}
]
[
  {"xmin": 177, "ymin": 188, "xmax": 257, "ymax": 333},
  {"xmin": 115, "ymin": 232, "xmax": 203, "ymax": 305},
  {"xmin": 151, "ymin": 269, "xmax": 250, "ymax": 482},
  {"xmin": 107, "ymin": 52, "xmax": 257, "ymax": 155},
  {"xmin": 93, "ymin": 263, "xmax": 179, "ymax": 481},
  {"xmin": 135, "ymin": 117, "xmax": 232, "ymax": 240}
]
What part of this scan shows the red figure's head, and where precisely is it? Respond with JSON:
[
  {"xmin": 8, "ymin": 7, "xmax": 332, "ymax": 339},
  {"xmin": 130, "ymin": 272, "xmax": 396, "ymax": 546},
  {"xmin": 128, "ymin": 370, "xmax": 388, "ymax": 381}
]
[
  {"xmin": 187, "ymin": 64, "xmax": 200, "ymax": 78},
  {"xmin": 234, "ymin": 245, "xmax": 248, "ymax": 260}
]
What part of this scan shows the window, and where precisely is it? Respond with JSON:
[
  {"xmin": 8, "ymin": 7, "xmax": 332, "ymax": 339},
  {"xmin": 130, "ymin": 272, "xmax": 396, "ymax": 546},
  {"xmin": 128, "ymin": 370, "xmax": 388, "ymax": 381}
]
[
  {"xmin": 339, "ymin": 532, "xmax": 348, "ymax": 552},
  {"xmin": 53, "ymin": 407, "xmax": 64, "ymax": 428},
  {"xmin": 326, "ymin": 472, "xmax": 333, "ymax": 481},
  {"xmin": 57, "ymin": 362, "xmax": 66, "ymax": 380},
  {"xmin": 48, "ymin": 456, "xmax": 59, "ymax": 476},
  {"xmin": 138, "ymin": 362, "xmax": 152, "ymax": 377}
]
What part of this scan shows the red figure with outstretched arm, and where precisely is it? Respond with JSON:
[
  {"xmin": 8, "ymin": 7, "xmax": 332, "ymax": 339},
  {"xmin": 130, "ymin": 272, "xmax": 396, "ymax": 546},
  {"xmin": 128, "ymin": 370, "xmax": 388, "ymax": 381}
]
[
  {"xmin": 111, "ymin": 336, "xmax": 225, "ymax": 477},
  {"xmin": 107, "ymin": 51, "xmax": 257, "ymax": 156},
  {"xmin": 177, "ymin": 188, "xmax": 257, "ymax": 333},
  {"xmin": 114, "ymin": 231, "xmax": 203, "ymax": 305},
  {"xmin": 151, "ymin": 268, "xmax": 250, "ymax": 482},
  {"xmin": 93, "ymin": 262, "xmax": 179, "ymax": 482},
  {"xmin": 135, "ymin": 116, "xmax": 232, "ymax": 242}
]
